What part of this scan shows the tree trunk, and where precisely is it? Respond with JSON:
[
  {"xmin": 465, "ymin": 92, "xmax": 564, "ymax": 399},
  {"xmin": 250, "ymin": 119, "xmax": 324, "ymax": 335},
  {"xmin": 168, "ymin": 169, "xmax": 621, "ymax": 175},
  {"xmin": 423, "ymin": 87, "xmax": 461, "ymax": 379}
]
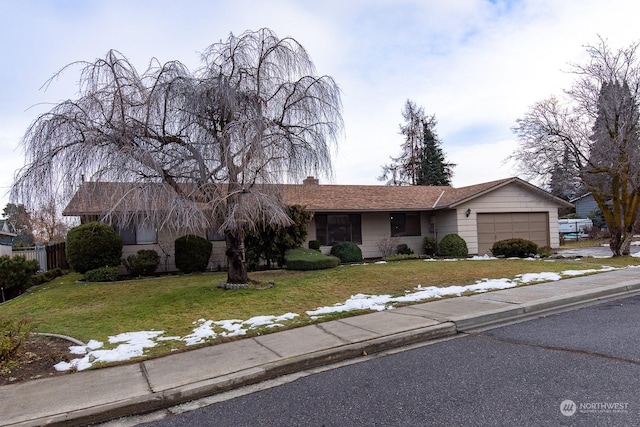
[
  {"xmin": 609, "ymin": 228, "xmax": 623, "ymax": 257},
  {"xmin": 225, "ymin": 231, "xmax": 249, "ymax": 284}
]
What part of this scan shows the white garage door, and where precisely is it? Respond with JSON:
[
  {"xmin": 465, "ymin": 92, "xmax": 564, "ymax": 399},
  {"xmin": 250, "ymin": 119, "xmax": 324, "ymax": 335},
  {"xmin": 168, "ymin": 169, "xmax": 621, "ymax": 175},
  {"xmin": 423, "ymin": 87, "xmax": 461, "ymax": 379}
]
[{"xmin": 477, "ymin": 212, "xmax": 550, "ymax": 255}]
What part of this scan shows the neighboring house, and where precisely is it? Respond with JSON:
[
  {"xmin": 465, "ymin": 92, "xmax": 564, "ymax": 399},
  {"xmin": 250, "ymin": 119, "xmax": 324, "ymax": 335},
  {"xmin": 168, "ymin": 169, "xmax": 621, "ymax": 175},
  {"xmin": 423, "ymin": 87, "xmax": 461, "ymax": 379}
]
[
  {"xmin": 0, "ymin": 219, "xmax": 17, "ymax": 256},
  {"xmin": 63, "ymin": 177, "xmax": 573, "ymax": 272},
  {"xmin": 571, "ymin": 193, "xmax": 599, "ymax": 218}
]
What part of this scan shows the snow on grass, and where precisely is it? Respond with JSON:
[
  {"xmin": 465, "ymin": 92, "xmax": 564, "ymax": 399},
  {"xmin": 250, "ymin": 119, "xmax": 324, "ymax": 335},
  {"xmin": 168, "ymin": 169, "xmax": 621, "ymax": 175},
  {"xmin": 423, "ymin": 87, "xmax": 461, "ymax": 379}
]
[
  {"xmin": 55, "ymin": 331, "xmax": 165, "ymax": 372},
  {"xmin": 54, "ymin": 264, "xmax": 621, "ymax": 371}
]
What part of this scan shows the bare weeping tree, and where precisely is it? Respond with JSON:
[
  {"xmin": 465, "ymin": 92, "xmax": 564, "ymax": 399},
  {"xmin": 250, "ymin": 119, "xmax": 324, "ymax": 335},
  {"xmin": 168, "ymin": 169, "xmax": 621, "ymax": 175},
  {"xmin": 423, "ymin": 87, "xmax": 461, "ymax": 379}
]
[
  {"xmin": 511, "ymin": 37, "xmax": 640, "ymax": 256},
  {"xmin": 12, "ymin": 28, "xmax": 343, "ymax": 283}
]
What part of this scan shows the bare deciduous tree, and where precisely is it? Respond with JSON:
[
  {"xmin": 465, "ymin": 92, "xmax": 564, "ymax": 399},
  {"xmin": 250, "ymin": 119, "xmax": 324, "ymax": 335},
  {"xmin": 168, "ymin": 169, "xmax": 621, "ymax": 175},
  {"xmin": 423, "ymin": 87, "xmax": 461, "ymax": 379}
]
[
  {"xmin": 12, "ymin": 28, "xmax": 343, "ymax": 282},
  {"xmin": 30, "ymin": 198, "xmax": 71, "ymax": 243},
  {"xmin": 511, "ymin": 37, "xmax": 640, "ymax": 256}
]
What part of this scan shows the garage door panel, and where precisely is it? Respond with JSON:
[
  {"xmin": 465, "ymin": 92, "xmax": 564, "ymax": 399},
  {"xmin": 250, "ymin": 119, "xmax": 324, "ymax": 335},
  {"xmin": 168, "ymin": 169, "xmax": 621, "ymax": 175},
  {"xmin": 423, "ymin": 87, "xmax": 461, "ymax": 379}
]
[{"xmin": 477, "ymin": 212, "xmax": 550, "ymax": 254}]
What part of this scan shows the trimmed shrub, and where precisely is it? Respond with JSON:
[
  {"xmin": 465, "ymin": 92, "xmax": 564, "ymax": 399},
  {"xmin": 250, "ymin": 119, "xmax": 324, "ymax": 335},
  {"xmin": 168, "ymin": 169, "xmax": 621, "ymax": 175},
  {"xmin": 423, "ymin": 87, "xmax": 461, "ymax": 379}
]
[
  {"xmin": 422, "ymin": 237, "xmax": 438, "ymax": 256},
  {"xmin": 83, "ymin": 266, "xmax": 119, "ymax": 282},
  {"xmin": 0, "ymin": 255, "xmax": 40, "ymax": 299},
  {"xmin": 0, "ymin": 317, "xmax": 32, "ymax": 363},
  {"xmin": 285, "ymin": 248, "xmax": 340, "ymax": 270},
  {"xmin": 174, "ymin": 235, "xmax": 212, "ymax": 274},
  {"xmin": 308, "ymin": 240, "xmax": 321, "ymax": 251},
  {"xmin": 538, "ymin": 245, "xmax": 552, "ymax": 258},
  {"xmin": 330, "ymin": 241, "xmax": 363, "ymax": 263},
  {"xmin": 66, "ymin": 222, "xmax": 123, "ymax": 273},
  {"xmin": 123, "ymin": 249, "xmax": 160, "ymax": 277},
  {"xmin": 396, "ymin": 243, "xmax": 414, "ymax": 255},
  {"xmin": 439, "ymin": 234, "xmax": 468, "ymax": 258},
  {"xmin": 383, "ymin": 253, "xmax": 422, "ymax": 262},
  {"xmin": 491, "ymin": 238, "xmax": 539, "ymax": 258},
  {"xmin": 30, "ymin": 268, "xmax": 64, "ymax": 287}
]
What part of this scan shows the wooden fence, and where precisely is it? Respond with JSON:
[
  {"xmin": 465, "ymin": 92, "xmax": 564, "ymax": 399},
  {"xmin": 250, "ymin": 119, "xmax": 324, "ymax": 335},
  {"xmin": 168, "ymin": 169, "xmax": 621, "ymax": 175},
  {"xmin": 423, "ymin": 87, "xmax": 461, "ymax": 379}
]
[{"xmin": 46, "ymin": 242, "xmax": 68, "ymax": 270}]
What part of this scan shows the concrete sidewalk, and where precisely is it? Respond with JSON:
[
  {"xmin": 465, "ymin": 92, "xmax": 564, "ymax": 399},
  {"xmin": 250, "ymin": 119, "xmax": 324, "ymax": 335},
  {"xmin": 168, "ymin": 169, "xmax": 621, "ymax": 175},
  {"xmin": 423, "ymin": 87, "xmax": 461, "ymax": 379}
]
[{"xmin": 3, "ymin": 268, "xmax": 640, "ymax": 427}]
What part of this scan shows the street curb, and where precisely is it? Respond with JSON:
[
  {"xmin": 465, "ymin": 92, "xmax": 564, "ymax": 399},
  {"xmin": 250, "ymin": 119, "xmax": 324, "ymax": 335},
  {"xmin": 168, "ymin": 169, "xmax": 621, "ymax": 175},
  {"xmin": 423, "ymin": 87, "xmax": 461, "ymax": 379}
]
[
  {"xmin": 25, "ymin": 323, "xmax": 457, "ymax": 427},
  {"xmin": 458, "ymin": 283, "xmax": 640, "ymax": 332}
]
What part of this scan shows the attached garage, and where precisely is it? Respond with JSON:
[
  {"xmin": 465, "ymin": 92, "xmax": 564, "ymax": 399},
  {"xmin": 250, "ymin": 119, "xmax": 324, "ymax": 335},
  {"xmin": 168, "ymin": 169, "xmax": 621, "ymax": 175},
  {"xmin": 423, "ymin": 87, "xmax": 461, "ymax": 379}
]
[{"xmin": 476, "ymin": 212, "xmax": 550, "ymax": 255}]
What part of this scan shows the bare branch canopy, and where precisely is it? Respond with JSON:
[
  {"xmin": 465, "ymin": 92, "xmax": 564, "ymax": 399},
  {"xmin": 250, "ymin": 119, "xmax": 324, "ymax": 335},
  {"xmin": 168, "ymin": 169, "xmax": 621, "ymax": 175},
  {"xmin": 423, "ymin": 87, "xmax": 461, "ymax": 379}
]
[{"xmin": 12, "ymin": 28, "xmax": 344, "ymax": 282}]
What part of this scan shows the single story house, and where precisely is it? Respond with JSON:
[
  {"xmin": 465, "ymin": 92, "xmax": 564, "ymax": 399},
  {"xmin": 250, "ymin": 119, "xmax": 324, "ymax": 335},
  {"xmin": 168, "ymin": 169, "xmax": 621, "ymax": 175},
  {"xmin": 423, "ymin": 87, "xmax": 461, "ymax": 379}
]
[
  {"xmin": 571, "ymin": 193, "xmax": 599, "ymax": 219},
  {"xmin": 0, "ymin": 219, "xmax": 17, "ymax": 256},
  {"xmin": 63, "ymin": 177, "xmax": 573, "ymax": 272}
]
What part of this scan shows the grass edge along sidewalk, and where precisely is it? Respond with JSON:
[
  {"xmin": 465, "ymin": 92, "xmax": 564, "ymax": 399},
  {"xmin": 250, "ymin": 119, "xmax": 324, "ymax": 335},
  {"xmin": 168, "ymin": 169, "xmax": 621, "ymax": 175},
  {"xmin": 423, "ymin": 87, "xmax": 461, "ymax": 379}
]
[{"xmin": 2, "ymin": 256, "xmax": 639, "ymax": 366}]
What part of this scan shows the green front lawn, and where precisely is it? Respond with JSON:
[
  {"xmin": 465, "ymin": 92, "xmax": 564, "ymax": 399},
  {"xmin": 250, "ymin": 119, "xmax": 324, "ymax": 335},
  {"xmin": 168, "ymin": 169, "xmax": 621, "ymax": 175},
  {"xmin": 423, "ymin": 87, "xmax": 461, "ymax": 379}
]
[{"xmin": 2, "ymin": 256, "xmax": 639, "ymax": 359}]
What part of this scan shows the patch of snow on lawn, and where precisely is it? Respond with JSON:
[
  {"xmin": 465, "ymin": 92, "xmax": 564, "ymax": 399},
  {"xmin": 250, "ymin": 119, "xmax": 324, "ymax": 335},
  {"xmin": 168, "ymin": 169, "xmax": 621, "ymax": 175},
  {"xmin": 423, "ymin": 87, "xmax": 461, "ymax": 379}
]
[
  {"xmin": 55, "ymin": 331, "xmax": 164, "ymax": 372},
  {"xmin": 183, "ymin": 319, "xmax": 217, "ymax": 346}
]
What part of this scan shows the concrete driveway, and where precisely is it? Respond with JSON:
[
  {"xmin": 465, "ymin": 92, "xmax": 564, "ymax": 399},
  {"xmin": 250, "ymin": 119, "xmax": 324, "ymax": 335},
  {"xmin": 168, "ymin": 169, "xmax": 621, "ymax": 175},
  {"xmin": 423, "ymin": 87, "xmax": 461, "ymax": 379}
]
[{"xmin": 554, "ymin": 243, "xmax": 640, "ymax": 258}]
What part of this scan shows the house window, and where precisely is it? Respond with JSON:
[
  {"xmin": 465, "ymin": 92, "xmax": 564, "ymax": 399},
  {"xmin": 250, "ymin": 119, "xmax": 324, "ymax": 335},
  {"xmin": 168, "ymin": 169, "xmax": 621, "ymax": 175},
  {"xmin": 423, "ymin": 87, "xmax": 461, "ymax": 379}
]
[
  {"xmin": 315, "ymin": 214, "xmax": 362, "ymax": 245},
  {"xmin": 115, "ymin": 221, "xmax": 158, "ymax": 245},
  {"xmin": 206, "ymin": 228, "xmax": 225, "ymax": 241},
  {"xmin": 390, "ymin": 212, "xmax": 421, "ymax": 237}
]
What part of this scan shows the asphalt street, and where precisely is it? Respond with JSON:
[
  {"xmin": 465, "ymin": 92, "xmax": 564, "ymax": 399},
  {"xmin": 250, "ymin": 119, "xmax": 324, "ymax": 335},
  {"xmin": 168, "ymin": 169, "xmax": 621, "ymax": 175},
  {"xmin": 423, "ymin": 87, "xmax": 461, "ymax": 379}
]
[{"xmin": 137, "ymin": 294, "xmax": 640, "ymax": 426}]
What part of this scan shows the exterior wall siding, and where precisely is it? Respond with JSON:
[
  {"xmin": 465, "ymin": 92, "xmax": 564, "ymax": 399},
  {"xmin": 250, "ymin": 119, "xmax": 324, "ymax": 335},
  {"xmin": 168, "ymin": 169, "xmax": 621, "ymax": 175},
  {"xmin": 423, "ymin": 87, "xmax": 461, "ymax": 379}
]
[
  {"xmin": 119, "ymin": 228, "xmax": 227, "ymax": 274},
  {"xmin": 575, "ymin": 195, "xmax": 598, "ymax": 218},
  {"xmin": 310, "ymin": 211, "xmax": 434, "ymax": 259},
  {"xmin": 460, "ymin": 183, "xmax": 562, "ymax": 253}
]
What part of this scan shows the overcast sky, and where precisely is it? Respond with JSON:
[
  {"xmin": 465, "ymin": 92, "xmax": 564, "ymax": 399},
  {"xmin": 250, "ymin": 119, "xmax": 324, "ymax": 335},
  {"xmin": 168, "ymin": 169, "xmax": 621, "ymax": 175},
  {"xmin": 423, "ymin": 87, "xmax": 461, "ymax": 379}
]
[{"xmin": 2, "ymin": 0, "xmax": 640, "ymax": 210}]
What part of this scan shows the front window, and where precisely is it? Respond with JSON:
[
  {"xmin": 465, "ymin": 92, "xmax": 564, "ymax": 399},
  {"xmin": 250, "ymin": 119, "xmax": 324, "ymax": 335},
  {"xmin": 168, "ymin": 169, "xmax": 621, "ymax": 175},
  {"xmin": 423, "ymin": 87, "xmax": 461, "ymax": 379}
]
[
  {"xmin": 207, "ymin": 228, "xmax": 225, "ymax": 241},
  {"xmin": 390, "ymin": 212, "xmax": 421, "ymax": 237},
  {"xmin": 315, "ymin": 214, "xmax": 362, "ymax": 245},
  {"xmin": 114, "ymin": 221, "xmax": 158, "ymax": 245}
]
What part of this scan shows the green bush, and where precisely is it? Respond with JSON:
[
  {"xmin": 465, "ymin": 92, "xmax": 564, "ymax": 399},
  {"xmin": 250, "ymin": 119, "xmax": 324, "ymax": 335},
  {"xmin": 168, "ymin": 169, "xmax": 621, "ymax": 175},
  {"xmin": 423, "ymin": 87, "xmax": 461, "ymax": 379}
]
[
  {"xmin": 83, "ymin": 266, "xmax": 119, "ymax": 282},
  {"xmin": 491, "ymin": 238, "xmax": 539, "ymax": 258},
  {"xmin": 422, "ymin": 237, "xmax": 438, "ymax": 256},
  {"xmin": 123, "ymin": 249, "xmax": 160, "ymax": 277},
  {"xmin": 330, "ymin": 241, "xmax": 363, "ymax": 263},
  {"xmin": 0, "ymin": 317, "xmax": 32, "ymax": 363},
  {"xmin": 383, "ymin": 253, "xmax": 422, "ymax": 262},
  {"xmin": 285, "ymin": 248, "xmax": 340, "ymax": 270},
  {"xmin": 245, "ymin": 205, "xmax": 312, "ymax": 269},
  {"xmin": 538, "ymin": 245, "xmax": 552, "ymax": 258},
  {"xmin": 308, "ymin": 240, "xmax": 321, "ymax": 251},
  {"xmin": 29, "ymin": 267, "xmax": 65, "ymax": 288},
  {"xmin": 175, "ymin": 235, "xmax": 212, "ymax": 273},
  {"xmin": 396, "ymin": 243, "xmax": 414, "ymax": 255},
  {"xmin": 439, "ymin": 234, "xmax": 468, "ymax": 258},
  {"xmin": 0, "ymin": 255, "xmax": 40, "ymax": 299},
  {"xmin": 66, "ymin": 222, "xmax": 123, "ymax": 274}
]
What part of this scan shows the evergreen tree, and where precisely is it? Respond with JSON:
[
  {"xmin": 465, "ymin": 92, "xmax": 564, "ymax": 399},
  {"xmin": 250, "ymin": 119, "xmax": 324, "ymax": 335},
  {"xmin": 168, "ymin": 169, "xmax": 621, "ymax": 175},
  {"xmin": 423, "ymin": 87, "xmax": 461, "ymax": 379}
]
[
  {"xmin": 379, "ymin": 100, "xmax": 455, "ymax": 186},
  {"xmin": 416, "ymin": 118, "xmax": 455, "ymax": 186}
]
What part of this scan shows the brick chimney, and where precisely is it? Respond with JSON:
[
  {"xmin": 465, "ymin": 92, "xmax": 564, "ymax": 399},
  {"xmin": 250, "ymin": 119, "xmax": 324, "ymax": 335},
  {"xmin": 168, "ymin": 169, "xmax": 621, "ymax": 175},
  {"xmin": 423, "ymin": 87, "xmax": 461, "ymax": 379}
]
[{"xmin": 303, "ymin": 176, "xmax": 319, "ymax": 185}]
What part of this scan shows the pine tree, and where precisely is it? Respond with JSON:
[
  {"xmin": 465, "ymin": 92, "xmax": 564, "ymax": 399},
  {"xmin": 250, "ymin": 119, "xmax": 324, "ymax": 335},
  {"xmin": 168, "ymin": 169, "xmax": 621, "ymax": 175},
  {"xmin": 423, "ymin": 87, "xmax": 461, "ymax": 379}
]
[
  {"xmin": 379, "ymin": 100, "xmax": 455, "ymax": 186},
  {"xmin": 416, "ymin": 118, "xmax": 455, "ymax": 186}
]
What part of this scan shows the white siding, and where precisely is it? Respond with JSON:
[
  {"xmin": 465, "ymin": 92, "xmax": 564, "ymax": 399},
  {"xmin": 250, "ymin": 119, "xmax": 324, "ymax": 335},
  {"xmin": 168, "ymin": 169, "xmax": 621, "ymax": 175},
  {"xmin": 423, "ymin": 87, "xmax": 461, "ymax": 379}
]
[
  {"xmin": 431, "ymin": 210, "xmax": 458, "ymax": 244},
  {"xmin": 119, "ymin": 228, "xmax": 227, "ymax": 274},
  {"xmin": 309, "ymin": 211, "xmax": 433, "ymax": 259},
  {"xmin": 458, "ymin": 183, "xmax": 563, "ymax": 254}
]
